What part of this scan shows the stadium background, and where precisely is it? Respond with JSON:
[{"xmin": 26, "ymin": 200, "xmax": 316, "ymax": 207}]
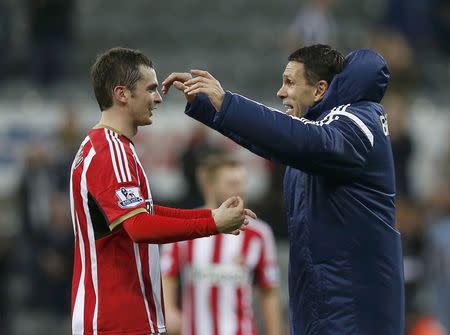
[{"xmin": 0, "ymin": 0, "xmax": 449, "ymax": 334}]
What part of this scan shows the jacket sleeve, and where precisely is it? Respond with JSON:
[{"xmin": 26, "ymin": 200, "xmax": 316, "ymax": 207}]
[
  {"xmin": 186, "ymin": 92, "xmax": 374, "ymax": 178},
  {"xmin": 185, "ymin": 94, "xmax": 277, "ymax": 162}
]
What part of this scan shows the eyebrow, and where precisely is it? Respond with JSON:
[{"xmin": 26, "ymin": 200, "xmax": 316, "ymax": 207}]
[{"xmin": 146, "ymin": 83, "xmax": 158, "ymax": 90}]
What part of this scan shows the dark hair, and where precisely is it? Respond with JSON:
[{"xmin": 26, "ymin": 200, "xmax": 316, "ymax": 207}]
[
  {"xmin": 90, "ymin": 47, "xmax": 153, "ymax": 111},
  {"xmin": 288, "ymin": 44, "xmax": 345, "ymax": 86}
]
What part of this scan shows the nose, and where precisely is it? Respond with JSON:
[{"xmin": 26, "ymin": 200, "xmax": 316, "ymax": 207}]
[
  {"xmin": 155, "ymin": 90, "xmax": 163, "ymax": 104},
  {"xmin": 277, "ymin": 85, "xmax": 286, "ymax": 99}
]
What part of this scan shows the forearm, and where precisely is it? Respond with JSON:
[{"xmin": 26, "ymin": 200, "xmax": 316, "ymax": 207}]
[
  {"xmin": 185, "ymin": 94, "xmax": 275, "ymax": 162},
  {"xmin": 260, "ymin": 288, "xmax": 282, "ymax": 335},
  {"xmin": 123, "ymin": 212, "xmax": 217, "ymax": 244},
  {"xmin": 154, "ymin": 205, "xmax": 211, "ymax": 219}
]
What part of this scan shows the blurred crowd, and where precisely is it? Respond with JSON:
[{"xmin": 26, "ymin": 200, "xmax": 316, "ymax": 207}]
[{"xmin": 0, "ymin": 0, "xmax": 449, "ymax": 334}]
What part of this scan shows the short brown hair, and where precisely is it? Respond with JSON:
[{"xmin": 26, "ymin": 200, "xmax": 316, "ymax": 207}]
[
  {"xmin": 90, "ymin": 47, "xmax": 153, "ymax": 111},
  {"xmin": 196, "ymin": 155, "xmax": 242, "ymax": 189}
]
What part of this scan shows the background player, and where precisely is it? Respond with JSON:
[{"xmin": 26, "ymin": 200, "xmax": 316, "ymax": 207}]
[{"xmin": 161, "ymin": 155, "xmax": 282, "ymax": 335}]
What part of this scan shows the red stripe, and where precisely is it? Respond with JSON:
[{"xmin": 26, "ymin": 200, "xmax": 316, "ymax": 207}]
[
  {"xmin": 236, "ymin": 288, "xmax": 244, "ymax": 335},
  {"xmin": 78, "ymin": 203, "xmax": 95, "ymax": 333},
  {"xmin": 211, "ymin": 235, "xmax": 222, "ymax": 335},
  {"xmin": 140, "ymin": 244, "xmax": 158, "ymax": 330},
  {"xmin": 71, "ymin": 221, "xmax": 81, "ymax": 314}
]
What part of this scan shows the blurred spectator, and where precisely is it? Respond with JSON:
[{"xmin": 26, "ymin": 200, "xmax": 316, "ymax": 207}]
[
  {"xmin": 178, "ymin": 125, "xmax": 224, "ymax": 208},
  {"xmin": 28, "ymin": 0, "xmax": 75, "ymax": 85},
  {"xmin": 432, "ymin": 0, "xmax": 450, "ymax": 55},
  {"xmin": 52, "ymin": 103, "xmax": 84, "ymax": 192},
  {"xmin": 0, "ymin": 235, "xmax": 12, "ymax": 333},
  {"xmin": 408, "ymin": 316, "xmax": 447, "ymax": 335},
  {"xmin": 422, "ymin": 146, "xmax": 450, "ymax": 331},
  {"xmin": 18, "ymin": 144, "xmax": 53, "ymax": 237},
  {"xmin": 252, "ymin": 161, "xmax": 287, "ymax": 238},
  {"xmin": 384, "ymin": 92, "xmax": 415, "ymax": 197},
  {"xmin": 396, "ymin": 197, "xmax": 426, "ymax": 324},
  {"xmin": 0, "ymin": 2, "xmax": 11, "ymax": 81},
  {"xmin": 383, "ymin": 0, "xmax": 435, "ymax": 54},
  {"xmin": 367, "ymin": 29, "xmax": 418, "ymax": 94},
  {"xmin": 27, "ymin": 191, "xmax": 73, "ymax": 316},
  {"xmin": 286, "ymin": 0, "xmax": 337, "ymax": 49}
]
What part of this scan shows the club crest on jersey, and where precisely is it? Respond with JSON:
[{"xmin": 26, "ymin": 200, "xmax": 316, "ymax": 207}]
[{"xmin": 115, "ymin": 187, "xmax": 144, "ymax": 209}]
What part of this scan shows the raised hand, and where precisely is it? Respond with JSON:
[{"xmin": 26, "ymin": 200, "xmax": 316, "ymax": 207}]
[
  {"xmin": 183, "ymin": 70, "xmax": 225, "ymax": 112},
  {"xmin": 161, "ymin": 72, "xmax": 195, "ymax": 102},
  {"xmin": 212, "ymin": 196, "xmax": 249, "ymax": 235}
]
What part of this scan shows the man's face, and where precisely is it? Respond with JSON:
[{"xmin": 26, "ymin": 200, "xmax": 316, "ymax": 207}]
[
  {"xmin": 277, "ymin": 61, "xmax": 317, "ymax": 118},
  {"xmin": 212, "ymin": 166, "xmax": 246, "ymax": 206},
  {"xmin": 128, "ymin": 65, "xmax": 162, "ymax": 126}
]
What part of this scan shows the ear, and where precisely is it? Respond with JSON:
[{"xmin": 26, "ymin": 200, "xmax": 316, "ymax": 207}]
[
  {"xmin": 112, "ymin": 85, "xmax": 129, "ymax": 105},
  {"xmin": 313, "ymin": 80, "xmax": 329, "ymax": 102}
]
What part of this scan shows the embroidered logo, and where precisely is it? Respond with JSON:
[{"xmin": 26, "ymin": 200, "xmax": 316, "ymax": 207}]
[{"xmin": 115, "ymin": 187, "xmax": 144, "ymax": 209}]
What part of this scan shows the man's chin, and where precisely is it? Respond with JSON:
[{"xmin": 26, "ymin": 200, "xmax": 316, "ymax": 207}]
[{"xmin": 139, "ymin": 118, "xmax": 152, "ymax": 126}]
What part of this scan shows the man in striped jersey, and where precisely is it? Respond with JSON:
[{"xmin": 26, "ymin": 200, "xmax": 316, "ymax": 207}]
[
  {"xmin": 70, "ymin": 47, "xmax": 254, "ymax": 335},
  {"xmin": 161, "ymin": 155, "xmax": 282, "ymax": 335}
]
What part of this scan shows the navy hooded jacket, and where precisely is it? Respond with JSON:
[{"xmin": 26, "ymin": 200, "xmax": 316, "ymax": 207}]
[{"xmin": 185, "ymin": 49, "xmax": 405, "ymax": 335}]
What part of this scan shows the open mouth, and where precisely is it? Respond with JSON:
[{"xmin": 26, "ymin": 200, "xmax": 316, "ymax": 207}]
[{"xmin": 283, "ymin": 104, "xmax": 294, "ymax": 114}]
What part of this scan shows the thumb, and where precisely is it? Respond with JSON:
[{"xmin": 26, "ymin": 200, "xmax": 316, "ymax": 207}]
[{"xmin": 222, "ymin": 196, "xmax": 237, "ymax": 208}]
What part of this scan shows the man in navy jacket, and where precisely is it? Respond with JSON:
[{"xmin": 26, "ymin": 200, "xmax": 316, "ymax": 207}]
[{"xmin": 162, "ymin": 44, "xmax": 404, "ymax": 335}]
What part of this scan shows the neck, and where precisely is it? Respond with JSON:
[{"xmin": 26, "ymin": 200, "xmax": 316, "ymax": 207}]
[{"xmin": 97, "ymin": 106, "xmax": 137, "ymax": 140}]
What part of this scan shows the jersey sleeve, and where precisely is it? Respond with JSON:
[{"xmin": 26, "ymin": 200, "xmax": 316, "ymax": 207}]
[
  {"xmin": 255, "ymin": 226, "xmax": 280, "ymax": 289},
  {"xmin": 88, "ymin": 143, "xmax": 147, "ymax": 231},
  {"xmin": 154, "ymin": 205, "xmax": 212, "ymax": 219},
  {"xmin": 160, "ymin": 243, "xmax": 181, "ymax": 277}
]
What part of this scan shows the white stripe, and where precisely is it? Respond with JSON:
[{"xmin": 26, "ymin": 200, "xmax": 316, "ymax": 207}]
[
  {"xmin": 104, "ymin": 129, "xmax": 122, "ymax": 183},
  {"xmin": 108, "ymin": 130, "xmax": 127, "ymax": 182},
  {"xmin": 72, "ymin": 213, "xmax": 86, "ymax": 335},
  {"xmin": 290, "ymin": 104, "xmax": 374, "ymax": 146},
  {"xmin": 218, "ymin": 235, "xmax": 243, "ymax": 335},
  {"xmin": 329, "ymin": 105, "xmax": 374, "ymax": 146},
  {"xmin": 193, "ymin": 238, "xmax": 214, "ymax": 335},
  {"xmin": 113, "ymin": 132, "xmax": 132, "ymax": 182},
  {"xmin": 241, "ymin": 285, "xmax": 253, "ymax": 335},
  {"xmin": 130, "ymin": 144, "xmax": 164, "ymax": 331},
  {"xmin": 70, "ymin": 136, "xmax": 90, "ymax": 236},
  {"xmin": 148, "ymin": 244, "xmax": 166, "ymax": 331},
  {"xmin": 133, "ymin": 243, "xmax": 155, "ymax": 333},
  {"xmin": 241, "ymin": 238, "xmax": 260, "ymax": 334},
  {"xmin": 80, "ymin": 147, "xmax": 99, "ymax": 334}
]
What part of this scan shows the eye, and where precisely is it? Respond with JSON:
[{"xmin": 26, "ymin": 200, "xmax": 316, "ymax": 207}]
[{"xmin": 285, "ymin": 79, "xmax": 294, "ymax": 86}]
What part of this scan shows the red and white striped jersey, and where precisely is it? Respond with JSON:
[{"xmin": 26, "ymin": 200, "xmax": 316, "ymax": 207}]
[
  {"xmin": 161, "ymin": 220, "xmax": 279, "ymax": 335},
  {"xmin": 70, "ymin": 126, "xmax": 165, "ymax": 335}
]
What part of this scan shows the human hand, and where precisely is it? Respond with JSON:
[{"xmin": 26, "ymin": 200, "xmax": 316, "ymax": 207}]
[
  {"xmin": 212, "ymin": 196, "xmax": 249, "ymax": 235},
  {"xmin": 161, "ymin": 72, "xmax": 196, "ymax": 103},
  {"xmin": 183, "ymin": 70, "xmax": 225, "ymax": 112},
  {"xmin": 227, "ymin": 208, "xmax": 258, "ymax": 235}
]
